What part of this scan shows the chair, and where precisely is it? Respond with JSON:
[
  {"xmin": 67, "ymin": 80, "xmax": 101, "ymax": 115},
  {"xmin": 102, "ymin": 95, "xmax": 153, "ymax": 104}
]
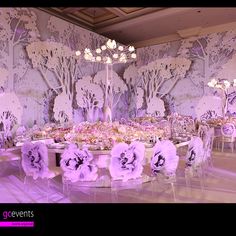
[
  {"xmin": 0, "ymin": 147, "xmax": 22, "ymax": 177},
  {"xmin": 185, "ymin": 136, "xmax": 205, "ymax": 192},
  {"xmin": 220, "ymin": 123, "xmax": 235, "ymax": 153},
  {"xmin": 150, "ymin": 140, "xmax": 179, "ymax": 202},
  {"xmin": 109, "ymin": 141, "xmax": 145, "ymax": 202},
  {"xmin": 0, "ymin": 129, "xmax": 22, "ymax": 177},
  {"xmin": 60, "ymin": 144, "xmax": 98, "ymax": 202},
  {"xmin": 198, "ymin": 124, "xmax": 215, "ymax": 168},
  {"xmin": 21, "ymin": 141, "xmax": 61, "ymax": 202}
]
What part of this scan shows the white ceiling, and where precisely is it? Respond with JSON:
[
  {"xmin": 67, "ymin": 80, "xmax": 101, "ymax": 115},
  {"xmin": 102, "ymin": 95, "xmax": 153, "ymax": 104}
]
[
  {"xmin": 101, "ymin": 8, "xmax": 236, "ymax": 46},
  {"xmin": 41, "ymin": 7, "xmax": 236, "ymax": 48}
]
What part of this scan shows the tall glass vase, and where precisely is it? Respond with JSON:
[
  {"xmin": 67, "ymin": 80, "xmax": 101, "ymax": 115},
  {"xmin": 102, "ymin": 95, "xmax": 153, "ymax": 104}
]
[
  {"xmin": 103, "ymin": 64, "xmax": 113, "ymax": 122},
  {"xmin": 222, "ymin": 89, "xmax": 228, "ymax": 119}
]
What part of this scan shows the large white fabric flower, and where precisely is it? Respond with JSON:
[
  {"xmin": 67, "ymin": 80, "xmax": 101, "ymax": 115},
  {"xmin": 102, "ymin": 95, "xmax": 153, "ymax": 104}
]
[
  {"xmin": 60, "ymin": 144, "xmax": 98, "ymax": 182},
  {"xmin": 151, "ymin": 140, "xmax": 179, "ymax": 176},
  {"xmin": 21, "ymin": 142, "xmax": 53, "ymax": 180},
  {"xmin": 185, "ymin": 137, "xmax": 204, "ymax": 169},
  {"xmin": 109, "ymin": 141, "xmax": 145, "ymax": 182}
]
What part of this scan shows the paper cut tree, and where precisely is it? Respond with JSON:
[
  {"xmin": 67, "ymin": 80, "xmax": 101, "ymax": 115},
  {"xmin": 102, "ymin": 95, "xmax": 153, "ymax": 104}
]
[
  {"xmin": 27, "ymin": 41, "xmax": 82, "ymax": 122},
  {"xmin": 0, "ymin": 8, "xmax": 40, "ymax": 91},
  {"xmin": 138, "ymin": 57, "xmax": 191, "ymax": 115},
  {"xmin": 178, "ymin": 31, "xmax": 236, "ymax": 91},
  {"xmin": 0, "ymin": 92, "xmax": 23, "ymax": 135},
  {"xmin": 123, "ymin": 64, "xmax": 139, "ymax": 115},
  {"xmin": 93, "ymin": 69, "xmax": 127, "ymax": 121},
  {"xmin": 76, "ymin": 76, "xmax": 104, "ymax": 122}
]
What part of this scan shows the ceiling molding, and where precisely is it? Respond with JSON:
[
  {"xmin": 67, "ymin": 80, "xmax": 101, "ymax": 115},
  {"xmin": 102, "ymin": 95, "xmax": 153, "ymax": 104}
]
[
  {"xmin": 105, "ymin": 8, "xmax": 127, "ymax": 17},
  {"xmin": 96, "ymin": 8, "xmax": 192, "ymax": 34},
  {"xmin": 133, "ymin": 21, "xmax": 236, "ymax": 48},
  {"xmin": 63, "ymin": 8, "xmax": 86, "ymax": 13},
  {"xmin": 38, "ymin": 8, "xmax": 94, "ymax": 30},
  {"xmin": 94, "ymin": 8, "xmax": 162, "ymax": 28}
]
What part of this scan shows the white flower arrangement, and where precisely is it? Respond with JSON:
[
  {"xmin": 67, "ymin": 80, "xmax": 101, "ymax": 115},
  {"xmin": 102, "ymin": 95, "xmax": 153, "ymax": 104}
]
[
  {"xmin": 60, "ymin": 144, "xmax": 98, "ymax": 182},
  {"xmin": 21, "ymin": 142, "xmax": 53, "ymax": 180},
  {"xmin": 151, "ymin": 140, "xmax": 179, "ymax": 177},
  {"xmin": 109, "ymin": 141, "xmax": 145, "ymax": 182}
]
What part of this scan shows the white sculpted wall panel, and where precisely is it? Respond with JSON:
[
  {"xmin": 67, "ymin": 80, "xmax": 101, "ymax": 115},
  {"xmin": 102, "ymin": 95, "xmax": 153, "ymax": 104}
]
[
  {"xmin": 137, "ymin": 30, "xmax": 236, "ymax": 117},
  {"xmin": 195, "ymin": 95, "xmax": 223, "ymax": 120},
  {"xmin": 0, "ymin": 8, "xmax": 122, "ymax": 126},
  {"xmin": 1, "ymin": 7, "xmax": 236, "ymax": 125},
  {"xmin": 76, "ymin": 76, "xmax": 104, "ymax": 122},
  {"xmin": 0, "ymin": 92, "xmax": 23, "ymax": 134},
  {"xmin": 53, "ymin": 92, "xmax": 73, "ymax": 123}
]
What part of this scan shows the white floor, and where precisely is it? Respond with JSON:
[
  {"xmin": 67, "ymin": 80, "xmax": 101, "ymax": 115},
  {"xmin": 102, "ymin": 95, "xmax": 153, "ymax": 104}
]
[{"xmin": 0, "ymin": 149, "xmax": 236, "ymax": 203}]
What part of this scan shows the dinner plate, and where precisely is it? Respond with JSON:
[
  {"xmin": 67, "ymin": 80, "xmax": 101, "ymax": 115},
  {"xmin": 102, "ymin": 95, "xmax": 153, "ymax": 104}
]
[{"xmin": 48, "ymin": 143, "xmax": 65, "ymax": 149}]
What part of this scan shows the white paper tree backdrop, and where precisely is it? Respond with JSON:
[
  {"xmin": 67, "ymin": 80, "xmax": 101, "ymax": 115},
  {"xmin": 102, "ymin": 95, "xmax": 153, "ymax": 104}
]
[
  {"xmin": 26, "ymin": 41, "xmax": 82, "ymax": 122},
  {"xmin": 93, "ymin": 68, "xmax": 128, "ymax": 121},
  {"xmin": 195, "ymin": 95, "xmax": 223, "ymax": 120},
  {"xmin": 123, "ymin": 64, "xmax": 139, "ymax": 116},
  {"xmin": 47, "ymin": 16, "xmax": 105, "ymax": 76},
  {"xmin": 0, "ymin": 8, "xmax": 40, "ymax": 91},
  {"xmin": 0, "ymin": 68, "xmax": 8, "ymax": 89},
  {"xmin": 76, "ymin": 76, "xmax": 104, "ymax": 122},
  {"xmin": 0, "ymin": 92, "xmax": 23, "ymax": 133},
  {"xmin": 178, "ymin": 31, "xmax": 236, "ymax": 93},
  {"xmin": 137, "ymin": 42, "xmax": 171, "ymax": 67},
  {"xmin": 53, "ymin": 92, "xmax": 73, "ymax": 123},
  {"xmin": 137, "ymin": 57, "xmax": 191, "ymax": 115},
  {"xmin": 2, "ymin": 8, "xmax": 236, "ymax": 124}
]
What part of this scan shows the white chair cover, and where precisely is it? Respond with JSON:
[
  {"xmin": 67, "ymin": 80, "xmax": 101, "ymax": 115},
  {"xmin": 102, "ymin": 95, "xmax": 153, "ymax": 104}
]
[
  {"xmin": 60, "ymin": 144, "xmax": 98, "ymax": 183},
  {"xmin": 109, "ymin": 141, "xmax": 145, "ymax": 182},
  {"xmin": 21, "ymin": 142, "xmax": 53, "ymax": 180},
  {"xmin": 151, "ymin": 140, "xmax": 179, "ymax": 177},
  {"xmin": 185, "ymin": 137, "xmax": 205, "ymax": 169}
]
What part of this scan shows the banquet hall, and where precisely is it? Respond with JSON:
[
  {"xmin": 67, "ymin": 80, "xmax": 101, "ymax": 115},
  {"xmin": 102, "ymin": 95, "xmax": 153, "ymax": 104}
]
[{"xmin": 1, "ymin": 7, "xmax": 236, "ymax": 203}]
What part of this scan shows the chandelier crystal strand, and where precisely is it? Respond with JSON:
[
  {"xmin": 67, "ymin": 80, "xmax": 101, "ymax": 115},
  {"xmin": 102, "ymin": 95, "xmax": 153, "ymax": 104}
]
[{"xmin": 76, "ymin": 39, "xmax": 136, "ymax": 122}]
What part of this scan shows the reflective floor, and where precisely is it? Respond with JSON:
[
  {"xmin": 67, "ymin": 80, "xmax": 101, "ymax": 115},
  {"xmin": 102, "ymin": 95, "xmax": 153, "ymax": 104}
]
[{"xmin": 0, "ymin": 148, "xmax": 236, "ymax": 203}]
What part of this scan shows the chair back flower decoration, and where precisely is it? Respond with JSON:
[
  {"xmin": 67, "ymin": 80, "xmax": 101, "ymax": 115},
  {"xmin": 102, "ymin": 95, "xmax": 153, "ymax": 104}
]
[
  {"xmin": 185, "ymin": 137, "xmax": 204, "ymax": 168},
  {"xmin": 221, "ymin": 123, "xmax": 235, "ymax": 137},
  {"xmin": 109, "ymin": 141, "xmax": 145, "ymax": 182},
  {"xmin": 16, "ymin": 126, "xmax": 27, "ymax": 136},
  {"xmin": 151, "ymin": 140, "xmax": 179, "ymax": 176},
  {"xmin": 60, "ymin": 144, "xmax": 98, "ymax": 182},
  {"xmin": 171, "ymin": 114, "xmax": 195, "ymax": 137},
  {"xmin": 21, "ymin": 142, "xmax": 53, "ymax": 180}
]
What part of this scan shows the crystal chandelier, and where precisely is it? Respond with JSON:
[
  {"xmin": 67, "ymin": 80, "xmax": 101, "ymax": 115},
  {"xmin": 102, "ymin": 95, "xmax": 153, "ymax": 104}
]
[{"xmin": 76, "ymin": 39, "xmax": 137, "ymax": 64}]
